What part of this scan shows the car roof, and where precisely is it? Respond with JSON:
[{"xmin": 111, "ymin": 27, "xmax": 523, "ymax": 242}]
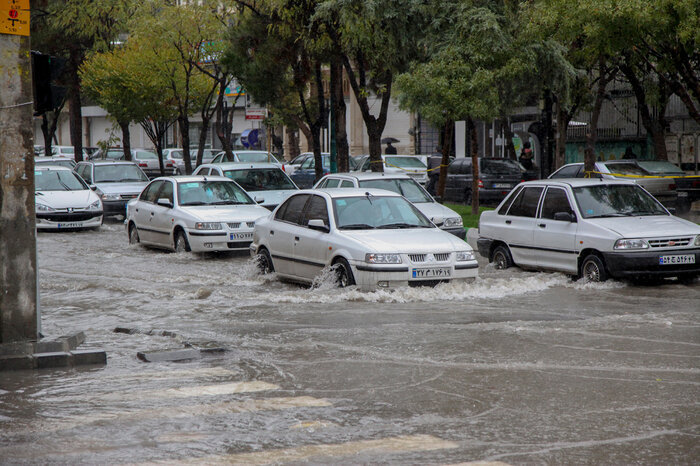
[
  {"xmin": 322, "ymin": 172, "xmax": 412, "ymax": 181},
  {"xmin": 153, "ymin": 175, "xmax": 232, "ymax": 183},
  {"xmin": 521, "ymin": 178, "xmax": 636, "ymax": 188},
  {"xmin": 35, "ymin": 165, "xmax": 72, "ymax": 171},
  {"xmin": 35, "ymin": 156, "xmax": 72, "ymax": 161},
  {"xmin": 83, "ymin": 160, "xmax": 139, "ymax": 166},
  {"xmin": 302, "ymin": 187, "xmax": 402, "ymax": 198},
  {"xmin": 198, "ymin": 162, "xmax": 281, "ymax": 170}
]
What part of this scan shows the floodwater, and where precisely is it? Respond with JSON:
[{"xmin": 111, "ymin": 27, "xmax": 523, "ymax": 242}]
[{"xmin": 1, "ymin": 219, "xmax": 698, "ymax": 465}]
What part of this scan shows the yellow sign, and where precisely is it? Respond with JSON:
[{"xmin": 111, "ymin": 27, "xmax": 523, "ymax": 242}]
[{"xmin": 1, "ymin": 0, "xmax": 30, "ymax": 37}]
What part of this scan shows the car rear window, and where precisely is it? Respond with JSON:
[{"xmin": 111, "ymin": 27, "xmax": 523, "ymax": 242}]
[{"xmin": 481, "ymin": 158, "xmax": 522, "ymax": 175}]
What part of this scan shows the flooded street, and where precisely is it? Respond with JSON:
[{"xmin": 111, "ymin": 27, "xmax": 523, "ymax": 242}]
[{"xmin": 1, "ymin": 219, "xmax": 699, "ymax": 465}]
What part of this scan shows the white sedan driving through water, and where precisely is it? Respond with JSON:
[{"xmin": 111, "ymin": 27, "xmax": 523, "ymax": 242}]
[
  {"xmin": 251, "ymin": 188, "xmax": 479, "ymax": 290},
  {"xmin": 125, "ymin": 176, "xmax": 270, "ymax": 253}
]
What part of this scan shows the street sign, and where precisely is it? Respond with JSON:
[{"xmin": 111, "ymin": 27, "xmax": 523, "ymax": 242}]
[
  {"xmin": 1, "ymin": 0, "xmax": 29, "ymax": 37},
  {"xmin": 245, "ymin": 108, "xmax": 267, "ymax": 120}
]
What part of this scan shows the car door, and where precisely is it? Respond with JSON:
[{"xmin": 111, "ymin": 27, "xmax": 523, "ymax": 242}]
[
  {"xmin": 294, "ymin": 194, "xmax": 331, "ymax": 279},
  {"xmin": 267, "ymin": 194, "xmax": 310, "ymax": 276},
  {"xmin": 533, "ymin": 187, "xmax": 579, "ymax": 273},
  {"xmin": 498, "ymin": 185, "xmax": 544, "ymax": 267},
  {"xmin": 149, "ymin": 180, "xmax": 175, "ymax": 248},
  {"xmin": 133, "ymin": 180, "xmax": 164, "ymax": 244}
]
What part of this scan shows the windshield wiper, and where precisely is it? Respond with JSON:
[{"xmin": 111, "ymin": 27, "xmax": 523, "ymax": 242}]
[
  {"xmin": 377, "ymin": 222, "xmax": 428, "ymax": 229},
  {"xmin": 627, "ymin": 210, "xmax": 664, "ymax": 216},
  {"xmin": 587, "ymin": 213, "xmax": 628, "ymax": 218},
  {"xmin": 210, "ymin": 200, "xmax": 246, "ymax": 205},
  {"xmin": 181, "ymin": 202, "xmax": 207, "ymax": 206},
  {"xmin": 339, "ymin": 223, "xmax": 375, "ymax": 230}
]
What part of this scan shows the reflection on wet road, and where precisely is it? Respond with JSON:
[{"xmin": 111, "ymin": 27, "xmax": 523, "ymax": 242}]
[{"xmin": 0, "ymin": 220, "xmax": 698, "ymax": 464}]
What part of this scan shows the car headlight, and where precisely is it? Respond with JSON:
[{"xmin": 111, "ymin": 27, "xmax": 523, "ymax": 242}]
[
  {"xmin": 195, "ymin": 222, "xmax": 222, "ymax": 230},
  {"xmin": 100, "ymin": 193, "xmax": 121, "ymax": 201},
  {"xmin": 455, "ymin": 251, "xmax": 475, "ymax": 261},
  {"xmin": 36, "ymin": 203, "xmax": 55, "ymax": 212},
  {"xmin": 443, "ymin": 217, "xmax": 463, "ymax": 228},
  {"xmin": 695, "ymin": 235, "xmax": 700, "ymax": 246},
  {"xmin": 614, "ymin": 239, "xmax": 650, "ymax": 250},
  {"xmin": 87, "ymin": 200, "xmax": 101, "ymax": 211},
  {"xmin": 365, "ymin": 253, "xmax": 402, "ymax": 264}
]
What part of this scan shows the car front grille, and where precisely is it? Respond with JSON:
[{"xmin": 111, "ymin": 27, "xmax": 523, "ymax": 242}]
[
  {"xmin": 648, "ymin": 237, "xmax": 694, "ymax": 248},
  {"xmin": 227, "ymin": 222, "xmax": 241, "ymax": 229},
  {"xmin": 120, "ymin": 194, "xmax": 138, "ymax": 200},
  {"xmin": 246, "ymin": 221, "xmax": 255, "ymax": 228},
  {"xmin": 37, "ymin": 212, "xmax": 102, "ymax": 222},
  {"xmin": 227, "ymin": 241, "xmax": 252, "ymax": 249},
  {"xmin": 408, "ymin": 253, "xmax": 451, "ymax": 263}
]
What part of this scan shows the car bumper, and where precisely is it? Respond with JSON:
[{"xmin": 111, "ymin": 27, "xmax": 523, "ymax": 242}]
[
  {"xmin": 601, "ymin": 248, "xmax": 700, "ymax": 278},
  {"xmin": 441, "ymin": 226, "xmax": 466, "ymax": 240},
  {"xmin": 103, "ymin": 199, "xmax": 134, "ymax": 216},
  {"xmin": 187, "ymin": 229, "xmax": 254, "ymax": 253},
  {"xmin": 351, "ymin": 260, "xmax": 479, "ymax": 291},
  {"xmin": 143, "ymin": 168, "xmax": 178, "ymax": 179},
  {"xmin": 36, "ymin": 212, "xmax": 103, "ymax": 230},
  {"xmin": 476, "ymin": 237, "xmax": 493, "ymax": 259}
]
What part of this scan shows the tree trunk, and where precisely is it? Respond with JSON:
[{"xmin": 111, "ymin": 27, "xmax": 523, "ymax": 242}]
[
  {"xmin": 119, "ymin": 120, "xmax": 132, "ymax": 161},
  {"xmin": 216, "ymin": 83, "xmax": 238, "ymax": 160},
  {"xmin": 179, "ymin": 116, "xmax": 191, "ymax": 176},
  {"xmin": 288, "ymin": 128, "xmax": 300, "ymax": 161},
  {"xmin": 468, "ymin": 116, "xmax": 480, "ymax": 216},
  {"xmin": 437, "ymin": 120, "xmax": 454, "ymax": 199},
  {"xmin": 331, "ymin": 58, "xmax": 349, "ymax": 172},
  {"xmin": 68, "ymin": 47, "xmax": 84, "ymax": 163},
  {"xmin": 585, "ymin": 58, "xmax": 612, "ymax": 174},
  {"xmin": 502, "ymin": 118, "xmax": 517, "ymax": 160},
  {"xmin": 555, "ymin": 99, "xmax": 567, "ymax": 170}
]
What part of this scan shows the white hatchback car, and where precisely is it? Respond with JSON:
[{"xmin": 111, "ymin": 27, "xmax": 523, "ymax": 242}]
[
  {"xmin": 125, "ymin": 176, "xmax": 270, "ymax": 253},
  {"xmin": 251, "ymin": 188, "xmax": 479, "ymax": 290},
  {"xmin": 477, "ymin": 179, "xmax": 700, "ymax": 282},
  {"xmin": 192, "ymin": 162, "xmax": 299, "ymax": 211},
  {"xmin": 35, "ymin": 166, "xmax": 103, "ymax": 230},
  {"xmin": 314, "ymin": 172, "xmax": 465, "ymax": 239}
]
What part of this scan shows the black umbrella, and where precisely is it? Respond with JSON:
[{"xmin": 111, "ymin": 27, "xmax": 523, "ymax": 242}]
[{"xmin": 381, "ymin": 137, "xmax": 399, "ymax": 144}]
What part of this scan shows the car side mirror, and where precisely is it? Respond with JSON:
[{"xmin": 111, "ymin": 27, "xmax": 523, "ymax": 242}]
[
  {"xmin": 157, "ymin": 198, "xmax": 173, "ymax": 209},
  {"xmin": 89, "ymin": 185, "xmax": 97, "ymax": 191},
  {"xmin": 254, "ymin": 196, "xmax": 265, "ymax": 204},
  {"xmin": 431, "ymin": 216, "xmax": 444, "ymax": 226},
  {"xmin": 308, "ymin": 218, "xmax": 329, "ymax": 232},
  {"xmin": 553, "ymin": 212, "xmax": 576, "ymax": 222}
]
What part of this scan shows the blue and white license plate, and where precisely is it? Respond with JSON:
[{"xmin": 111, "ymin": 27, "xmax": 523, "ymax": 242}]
[
  {"xmin": 230, "ymin": 232, "xmax": 253, "ymax": 240},
  {"xmin": 58, "ymin": 222, "xmax": 83, "ymax": 228},
  {"xmin": 412, "ymin": 267, "xmax": 451, "ymax": 279},
  {"xmin": 659, "ymin": 254, "xmax": 695, "ymax": 265},
  {"xmin": 493, "ymin": 183, "xmax": 512, "ymax": 188}
]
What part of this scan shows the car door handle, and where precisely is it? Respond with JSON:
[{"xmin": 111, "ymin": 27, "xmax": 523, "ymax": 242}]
[
  {"xmin": 538, "ymin": 223, "xmax": 546, "ymax": 228},
  {"xmin": 294, "ymin": 236, "xmax": 300, "ymax": 241},
  {"xmin": 270, "ymin": 230, "xmax": 274, "ymax": 235},
  {"xmin": 505, "ymin": 220, "xmax": 511, "ymax": 224}
]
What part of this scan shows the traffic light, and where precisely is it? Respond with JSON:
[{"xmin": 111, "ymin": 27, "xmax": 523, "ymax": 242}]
[{"xmin": 31, "ymin": 51, "xmax": 66, "ymax": 115}]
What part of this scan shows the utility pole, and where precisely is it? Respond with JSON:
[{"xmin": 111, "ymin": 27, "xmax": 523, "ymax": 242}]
[{"xmin": 0, "ymin": 1, "xmax": 38, "ymax": 343}]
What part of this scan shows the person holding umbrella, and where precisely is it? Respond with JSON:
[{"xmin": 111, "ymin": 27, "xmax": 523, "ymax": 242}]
[{"xmin": 382, "ymin": 137, "xmax": 398, "ymax": 154}]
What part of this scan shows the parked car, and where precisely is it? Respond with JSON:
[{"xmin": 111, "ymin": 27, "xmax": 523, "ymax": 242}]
[
  {"xmin": 675, "ymin": 175, "xmax": 700, "ymax": 213},
  {"xmin": 548, "ymin": 160, "xmax": 683, "ymax": 208},
  {"xmin": 356, "ymin": 154, "xmax": 428, "ymax": 185},
  {"xmin": 73, "ymin": 161, "xmax": 150, "ymax": 217},
  {"xmin": 34, "ymin": 156, "xmax": 76, "ymax": 169},
  {"xmin": 50, "ymin": 145, "xmax": 89, "ymax": 158},
  {"xmin": 212, "ymin": 150, "xmax": 281, "ymax": 165},
  {"xmin": 163, "ymin": 148, "xmax": 218, "ymax": 174},
  {"xmin": 131, "ymin": 148, "xmax": 178, "ymax": 178},
  {"xmin": 314, "ymin": 172, "xmax": 466, "ymax": 239},
  {"xmin": 125, "ymin": 176, "xmax": 270, "ymax": 253},
  {"xmin": 35, "ymin": 166, "xmax": 103, "ymax": 230},
  {"xmin": 477, "ymin": 179, "xmax": 700, "ymax": 282},
  {"xmin": 443, "ymin": 157, "xmax": 524, "ymax": 205},
  {"xmin": 251, "ymin": 188, "xmax": 479, "ymax": 290},
  {"xmin": 290, "ymin": 154, "xmax": 360, "ymax": 188},
  {"xmin": 192, "ymin": 163, "xmax": 299, "ymax": 211},
  {"xmin": 281, "ymin": 152, "xmax": 327, "ymax": 175}
]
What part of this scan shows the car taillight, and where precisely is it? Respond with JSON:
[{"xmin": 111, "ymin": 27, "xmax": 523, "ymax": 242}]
[
  {"xmin": 281, "ymin": 165, "xmax": 286, "ymax": 172},
  {"xmin": 669, "ymin": 183, "xmax": 676, "ymax": 190},
  {"xmin": 166, "ymin": 161, "xmax": 174, "ymax": 167},
  {"xmin": 138, "ymin": 163, "xmax": 147, "ymax": 167},
  {"xmin": 478, "ymin": 179, "xmax": 484, "ymax": 188}
]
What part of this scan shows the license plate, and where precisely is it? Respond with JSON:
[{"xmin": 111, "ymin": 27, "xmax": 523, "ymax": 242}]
[
  {"xmin": 230, "ymin": 232, "xmax": 253, "ymax": 240},
  {"xmin": 677, "ymin": 191, "xmax": 688, "ymax": 197},
  {"xmin": 493, "ymin": 183, "xmax": 511, "ymax": 188},
  {"xmin": 412, "ymin": 267, "xmax": 451, "ymax": 279},
  {"xmin": 58, "ymin": 222, "xmax": 83, "ymax": 228},
  {"xmin": 659, "ymin": 254, "xmax": 695, "ymax": 265}
]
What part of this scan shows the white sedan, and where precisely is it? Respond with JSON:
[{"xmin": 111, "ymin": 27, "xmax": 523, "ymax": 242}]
[
  {"xmin": 125, "ymin": 176, "xmax": 270, "ymax": 253},
  {"xmin": 251, "ymin": 188, "xmax": 479, "ymax": 290},
  {"xmin": 477, "ymin": 178, "xmax": 700, "ymax": 282},
  {"xmin": 35, "ymin": 166, "xmax": 103, "ymax": 230}
]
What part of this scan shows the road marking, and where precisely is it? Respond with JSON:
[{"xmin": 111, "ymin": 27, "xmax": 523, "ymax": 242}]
[{"xmin": 140, "ymin": 434, "xmax": 458, "ymax": 465}]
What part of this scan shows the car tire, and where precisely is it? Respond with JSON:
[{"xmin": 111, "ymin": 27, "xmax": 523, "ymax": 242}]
[
  {"xmin": 174, "ymin": 230, "xmax": 190, "ymax": 253},
  {"xmin": 580, "ymin": 254, "xmax": 607, "ymax": 282},
  {"xmin": 256, "ymin": 248, "xmax": 274, "ymax": 274},
  {"xmin": 492, "ymin": 245, "xmax": 513, "ymax": 270},
  {"xmin": 128, "ymin": 224, "xmax": 140, "ymax": 244},
  {"xmin": 334, "ymin": 258, "xmax": 355, "ymax": 287}
]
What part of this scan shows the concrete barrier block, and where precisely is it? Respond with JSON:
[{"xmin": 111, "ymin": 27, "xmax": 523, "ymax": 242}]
[
  {"xmin": 35, "ymin": 340, "xmax": 69, "ymax": 353},
  {"xmin": 0, "ymin": 355, "xmax": 35, "ymax": 371},
  {"xmin": 0, "ymin": 342, "xmax": 35, "ymax": 357},
  {"xmin": 71, "ymin": 349, "xmax": 107, "ymax": 366},
  {"xmin": 137, "ymin": 349, "xmax": 201, "ymax": 363},
  {"xmin": 59, "ymin": 332, "xmax": 86, "ymax": 349},
  {"xmin": 35, "ymin": 352, "xmax": 71, "ymax": 369}
]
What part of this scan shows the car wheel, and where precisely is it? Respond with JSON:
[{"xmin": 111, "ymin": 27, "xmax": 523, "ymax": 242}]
[
  {"xmin": 128, "ymin": 224, "xmax": 140, "ymax": 244},
  {"xmin": 580, "ymin": 254, "xmax": 607, "ymax": 282},
  {"xmin": 464, "ymin": 189, "xmax": 472, "ymax": 205},
  {"xmin": 174, "ymin": 230, "xmax": 190, "ymax": 253},
  {"xmin": 492, "ymin": 245, "xmax": 513, "ymax": 270},
  {"xmin": 334, "ymin": 258, "xmax": 355, "ymax": 287},
  {"xmin": 256, "ymin": 248, "xmax": 274, "ymax": 274}
]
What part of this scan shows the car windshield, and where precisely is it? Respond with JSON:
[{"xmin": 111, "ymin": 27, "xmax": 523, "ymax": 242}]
[
  {"xmin": 134, "ymin": 150, "xmax": 158, "ymax": 160},
  {"xmin": 359, "ymin": 178, "xmax": 432, "ymax": 203},
  {"xmin": 223, "ymin": 168, "xmax": 296, "ymax": 192},
  {"xmin": 573, "ymin": 184, "xmax": 668, "ymax": 218},
  {"xmin": 635, "ymin": 161, "xmax": 685, "ymax": 175},
  {"xmin": 602, "ymin": 163, "xmax": 646, "ymax": 176},
  {"xmin": 236, "ymin": 152, "xmax": 278, "ymax": 163},
  {"xmin": 169, "ymin": 150, "xmax": 184, "ymax": 159},
  {"xmin": 35, "ymin": 170, "xmax": 87, "ymax": 191},
  {"xmin": 333, "ymin": 195, "xmax": 433, "ymax": 230},
  {"xmin": 385, "ymin": 156, "xmax": 426, "ymax": 169},
  {"xmin": 94, "ymin": 164, "xmax": 149, "ymax": 183},
  {"xmin": 481, "ymin": 158, "xmax": 522, "ymax": 175},
  {"xmin": 177, "ymin": 180, "xmax": 254, "ymax": 206}
]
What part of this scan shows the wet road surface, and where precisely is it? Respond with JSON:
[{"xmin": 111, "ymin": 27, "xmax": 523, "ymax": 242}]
[{"xmin": 1, "ymin": 219, "xmax": 698, "ymax": 464}]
